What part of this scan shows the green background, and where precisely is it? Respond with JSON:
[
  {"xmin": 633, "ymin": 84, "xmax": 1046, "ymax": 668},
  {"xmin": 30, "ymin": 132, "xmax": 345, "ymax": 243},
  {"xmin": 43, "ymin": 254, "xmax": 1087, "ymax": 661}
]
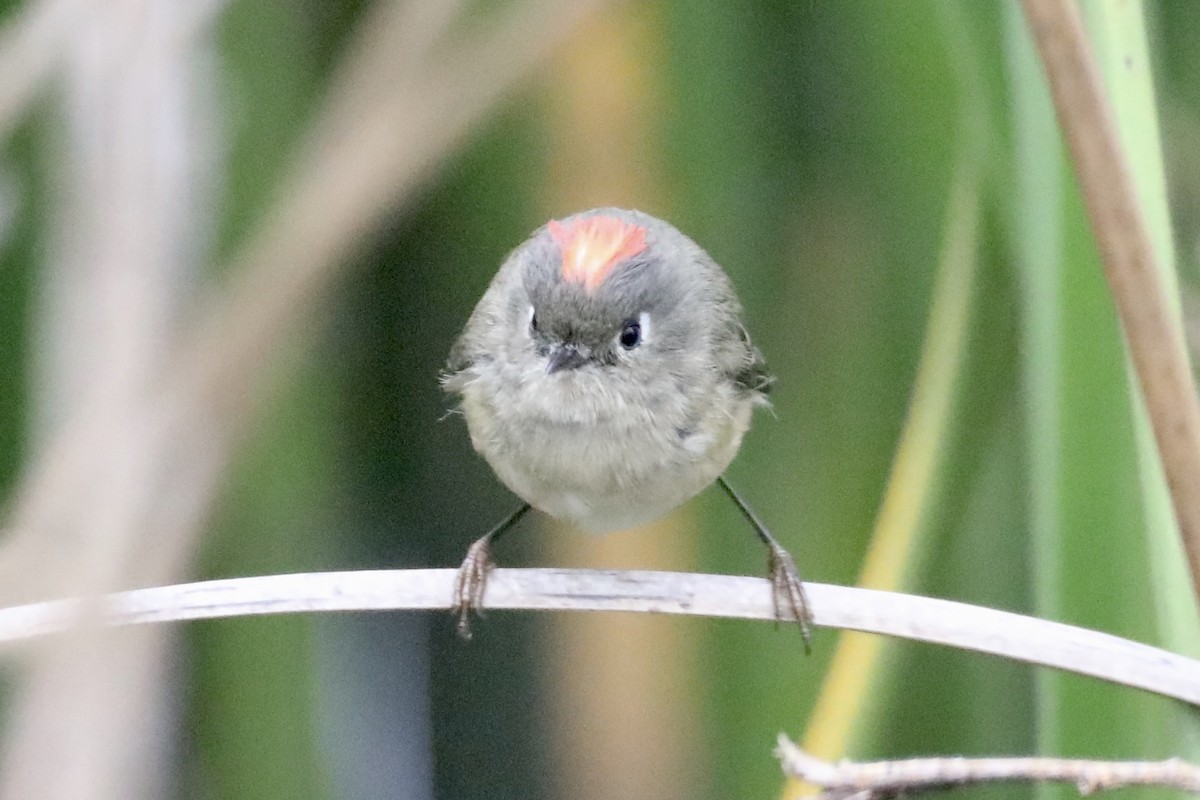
[{"xmin": 0, "ymin": 2, "xmax": 1197, "ymax": 799}]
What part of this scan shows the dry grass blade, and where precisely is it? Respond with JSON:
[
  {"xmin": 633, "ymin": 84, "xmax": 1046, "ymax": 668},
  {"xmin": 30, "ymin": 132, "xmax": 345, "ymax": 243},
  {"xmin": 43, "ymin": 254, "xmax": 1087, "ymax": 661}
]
[
  {"xmin": 1022, "ymin": 0, "xmax": 1200, "ymax": 600},
  {"xmin": 0, "ymin": 570, "xmax": 1195, "ymax": 707}
]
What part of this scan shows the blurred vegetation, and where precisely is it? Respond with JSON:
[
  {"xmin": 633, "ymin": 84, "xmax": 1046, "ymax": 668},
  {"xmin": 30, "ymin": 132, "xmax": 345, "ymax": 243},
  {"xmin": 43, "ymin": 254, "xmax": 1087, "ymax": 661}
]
[{"xmin": 0, "ymin": 1, "xmax": 1198, "ymax": 799}]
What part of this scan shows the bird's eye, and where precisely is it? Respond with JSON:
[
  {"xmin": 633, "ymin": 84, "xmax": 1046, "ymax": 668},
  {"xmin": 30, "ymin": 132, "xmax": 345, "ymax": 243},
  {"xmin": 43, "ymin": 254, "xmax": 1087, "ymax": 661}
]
[
  {"xmin": 528, "ymin": 307, "xmax": 538, "ymax": 334},
  {"xmin": 619, "ymin": 319, "xmax": 641, "ymax": 350}
]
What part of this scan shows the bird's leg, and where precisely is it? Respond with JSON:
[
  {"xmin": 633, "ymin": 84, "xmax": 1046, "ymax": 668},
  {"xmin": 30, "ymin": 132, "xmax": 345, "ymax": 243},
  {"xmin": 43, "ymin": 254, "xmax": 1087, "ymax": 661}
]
[
  {"xmin": 717, "ymin": 476, "xmax": 813, "ymax": 651},
  {"xmin": 453, "ymin": 503, "xmax": 531, "ymax": 640}
]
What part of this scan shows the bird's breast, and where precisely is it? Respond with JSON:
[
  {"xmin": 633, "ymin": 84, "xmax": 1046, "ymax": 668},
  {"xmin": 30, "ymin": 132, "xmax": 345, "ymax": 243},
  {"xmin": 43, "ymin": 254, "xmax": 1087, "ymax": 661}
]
[{"xmin": 458, "ymin": 367, "xmax": 754, "ymax": 532}]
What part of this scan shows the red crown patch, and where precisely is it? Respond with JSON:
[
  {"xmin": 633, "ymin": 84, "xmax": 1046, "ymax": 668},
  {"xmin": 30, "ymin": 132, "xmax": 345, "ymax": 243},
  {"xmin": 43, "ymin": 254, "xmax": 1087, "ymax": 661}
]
[{"xmin": 547, "ymin": 215, "xmax": 647, "ymax": 292}]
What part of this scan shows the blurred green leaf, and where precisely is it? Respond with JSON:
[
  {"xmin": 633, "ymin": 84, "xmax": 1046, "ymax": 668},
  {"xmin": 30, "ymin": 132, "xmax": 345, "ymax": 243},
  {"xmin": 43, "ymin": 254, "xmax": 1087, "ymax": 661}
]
[
  {"xmin": 1084, "ymin": 0, "xmax": 1200, "ymax": 667},
  {"xmin": 1007, "ymin": 7, "xmax": 1188, "ymax": 800}
]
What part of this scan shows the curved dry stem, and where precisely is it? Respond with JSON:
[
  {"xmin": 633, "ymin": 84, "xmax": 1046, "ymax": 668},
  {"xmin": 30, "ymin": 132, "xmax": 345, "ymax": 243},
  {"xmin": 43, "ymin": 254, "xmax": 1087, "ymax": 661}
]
[{"xmin": 1, "ymin": 568, "xmax": 1197, "ymax": 707}]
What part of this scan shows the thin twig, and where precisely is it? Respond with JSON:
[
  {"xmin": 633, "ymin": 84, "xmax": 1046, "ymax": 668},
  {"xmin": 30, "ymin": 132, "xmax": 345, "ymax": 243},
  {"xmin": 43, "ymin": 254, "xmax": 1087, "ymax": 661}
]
[
  {"xmin": 1, "ymin": 569, "xmax": 1197, "ymax": 707},
  {"xmin": 776, "ymin": 735, "xmax": 1200, "ymax": 796},
  {"xmin": 1023, "ymin": 0, "xmax": 1200, "ymax": 600}
]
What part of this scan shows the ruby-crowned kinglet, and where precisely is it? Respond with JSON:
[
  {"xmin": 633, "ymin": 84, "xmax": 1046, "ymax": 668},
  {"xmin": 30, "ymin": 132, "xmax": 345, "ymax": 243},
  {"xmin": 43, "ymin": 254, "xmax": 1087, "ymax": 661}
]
[{"xmin": 443, "ymin": 208, "xmax": 812, "ymax": 642}]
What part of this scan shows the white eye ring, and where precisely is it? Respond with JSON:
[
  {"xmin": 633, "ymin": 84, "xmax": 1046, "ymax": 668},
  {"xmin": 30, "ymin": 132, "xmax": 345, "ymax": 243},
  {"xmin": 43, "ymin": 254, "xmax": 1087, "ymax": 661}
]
[
  {"xmin": 527, "ymin": 305, "xmax": 537, "ymax": 334},
  {"xmin": 618, "ymin": 312, "xmax": 651, "ymax": 350}
]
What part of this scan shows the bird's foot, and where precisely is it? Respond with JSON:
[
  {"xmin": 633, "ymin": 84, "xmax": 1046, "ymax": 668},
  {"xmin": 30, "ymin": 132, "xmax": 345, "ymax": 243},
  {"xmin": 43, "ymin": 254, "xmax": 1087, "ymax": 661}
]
[
  {"xmin": 452, "ymin": 536, "xmax": 494, "ymax": 640},
  {"xmin": 766, "ymin": 542, "xmax": 814, "ymax": 652}
]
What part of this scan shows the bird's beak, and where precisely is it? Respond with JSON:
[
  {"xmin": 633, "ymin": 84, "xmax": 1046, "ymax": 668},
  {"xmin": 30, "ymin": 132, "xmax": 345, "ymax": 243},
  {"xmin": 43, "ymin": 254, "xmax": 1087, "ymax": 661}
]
[{"xmin": 546, "ymin": 343, "xmax": 588, "ymax": 374}]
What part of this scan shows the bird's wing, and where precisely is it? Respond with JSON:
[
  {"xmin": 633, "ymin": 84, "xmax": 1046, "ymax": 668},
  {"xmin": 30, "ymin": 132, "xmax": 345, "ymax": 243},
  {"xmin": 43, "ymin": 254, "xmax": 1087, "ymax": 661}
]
[
  {"xmin": 730, "ymin": 323, "xmax": 775, "ymax": 397},
  {"xmin": 440, "ymin": 322, "xmax": 480, "ymax": 395}
]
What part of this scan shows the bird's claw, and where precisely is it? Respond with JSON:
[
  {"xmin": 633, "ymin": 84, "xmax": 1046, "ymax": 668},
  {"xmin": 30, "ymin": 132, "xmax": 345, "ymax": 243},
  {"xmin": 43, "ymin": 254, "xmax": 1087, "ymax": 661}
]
[
  {"xmin": 766, "ymin": 543, "xmax": 814, "ymax": 652},
  {"xmin": 452, "ymin": 536, "xmax": 494, "ymax": 640}
]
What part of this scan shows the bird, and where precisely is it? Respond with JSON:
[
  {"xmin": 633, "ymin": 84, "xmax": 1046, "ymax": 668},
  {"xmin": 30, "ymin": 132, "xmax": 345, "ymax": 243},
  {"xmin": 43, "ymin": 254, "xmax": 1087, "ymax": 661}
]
[{"xmin": 442, "ymin": 207, "xmax": 812, "ymax": 643}]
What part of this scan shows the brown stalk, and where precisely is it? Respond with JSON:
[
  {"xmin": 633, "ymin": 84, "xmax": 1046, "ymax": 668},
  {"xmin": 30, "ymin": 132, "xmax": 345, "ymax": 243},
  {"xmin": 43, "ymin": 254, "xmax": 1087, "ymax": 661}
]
[{"xmin": 1022, "ymin": 0, "xmax": 1200, "ymax": 600}]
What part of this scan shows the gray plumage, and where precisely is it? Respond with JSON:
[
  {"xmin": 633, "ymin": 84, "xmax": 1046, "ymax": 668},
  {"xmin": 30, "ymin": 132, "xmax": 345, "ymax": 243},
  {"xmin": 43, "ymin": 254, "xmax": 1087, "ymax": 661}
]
[{"xmin": 443, "ymin": 207, "xmax": 772, "ymax": 533}]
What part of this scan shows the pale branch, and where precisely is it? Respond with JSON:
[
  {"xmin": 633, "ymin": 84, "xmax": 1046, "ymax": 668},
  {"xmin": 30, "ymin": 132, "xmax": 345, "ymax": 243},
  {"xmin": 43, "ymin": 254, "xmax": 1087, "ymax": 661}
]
[
  {"xmin": 0, "ymin": 568, "xmax": 1197, "ymax": 707},
  {"xmin": 776, "ymin": 735, "xmax": 1200, "ymax": 796}
]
